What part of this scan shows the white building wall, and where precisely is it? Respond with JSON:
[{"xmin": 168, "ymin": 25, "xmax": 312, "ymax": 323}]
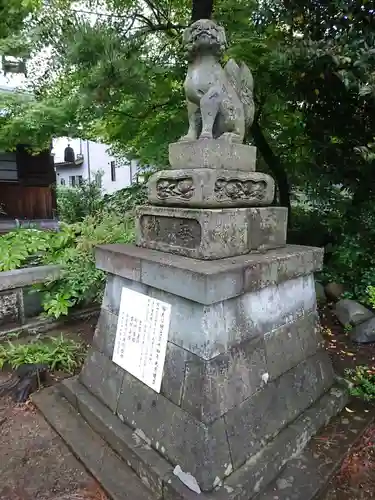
[{"xmin": 53, "ymin": 137, "xmax": 138, "ymax": 194}]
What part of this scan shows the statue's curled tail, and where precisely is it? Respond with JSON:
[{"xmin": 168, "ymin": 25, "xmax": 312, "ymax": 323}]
[{"xmin": 224, "ymin": 59, "xmax": 255, "ymax": 130}]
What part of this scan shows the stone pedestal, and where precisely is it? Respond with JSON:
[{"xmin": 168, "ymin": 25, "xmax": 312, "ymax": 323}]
[
  {"xmin": 48, "ymin": 244, "xmax": 346, "ymax": 499},
  {"xmin": 35, "ymin": 138, "xmax": 347, "ymax": 499}
]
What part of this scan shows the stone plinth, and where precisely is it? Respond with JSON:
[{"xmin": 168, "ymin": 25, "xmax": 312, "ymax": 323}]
[
  {"xmin": 136, "ymin": 205, "xmax": 287, "ymax": 259},
  {"xmin": 169, "ymin": 140, "xmax": 256, "ymax": 171},
  {"xmin": 147, "ymin": 169, "xmax": 275, "ymax": 208},
  {"xmin": 41, "ymin": 244, "xmax": 347, "ymax": 499}
]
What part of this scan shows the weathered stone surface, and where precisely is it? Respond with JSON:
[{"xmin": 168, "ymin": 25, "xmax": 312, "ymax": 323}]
[
  {"xmin": 103, "ymin": 273, "xmax": 148, "ymax": 316},
  {"xmin": 224, "ymin": 351, "xmax": 334, "ymax": 469},
  {"xmin": 179, "ymin": 20, "xmax": 254, "ymax": 143},
  {"xmin": 169, "ymin": 140, "xmax": 256, "ymax": 171},
  {"xmin": 136, "ymin": 205, "xmax": 287, "ymax": 260},
  {"xmin": 146, "ymin": 274, "xmax": 316, "ymax": 360},
  {"xmin": 181, "ymin": 336, "xmax": 267, "ymax": 422},
  {"xmin": 116, "ymin": 370, "xmax": 232, "ymax": 491},
  {"xmin": 334, "ymin": 298, "xmax": 374, "ymax": 327},
  {"xmin": 324, "ymin": 282, "xmax": 344, "ymax": 301},
  {"xmin": 61, "ymin": 377, "xmax": 172, "ymax": 498},
  {"xmin": 96, "ymin": 269, "xmax": 317, "ymax": 361},
  {"xmin": 161, "ymin": 342, "xmax": 190, "ymax": 406},
  {"xmin": 92, "ymin": 308, "xmax": 118, "ymax": 359},
  {"xmin": 0, "ymin": 289, "xmax": 19, "ymax": 326},
  {"xmin": 79, "ymin": 348, "xmax": 124, "ymax": 412},
  {"xmin": 213, "ymin": 386, "xmax": 346, "ymax": 500},
  {"xmin": 248, "ymin": 207, "xmax": 287, "ymax": 252},
  {"xmin": 258, "ymin": 398, "xmax": 373, "ymax": 500},
  {"xmin": 34, "ymin": 380, "xmax": 349, "ymax": 500},
  {"xmin": 136, "ymin": 205, "xmax": 249, "ymax": 260},
  {"xmin": 0, "ymin": 264, "xmax": 61, "ymax": 291},
  {"xmin": 32, "ymin": 386, "xmax": 155, "ymax": 500},
  {"xmin": 264, "ymin": 312, "xmax": 320, "ymax": 380},
  {"xmin": 351, "ymin": 317, "xmax": 375, "ymax": 344},
  {"xmin": 96, "ymin": 244, "xmax": 323, "ymax": 305},
  {"xmin": 147, "ymin": 169, "xmax": 274, "ymax": 208}
]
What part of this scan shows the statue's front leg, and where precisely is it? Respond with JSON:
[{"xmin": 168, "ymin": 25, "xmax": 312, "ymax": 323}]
[
  {"xmin": 179, "ymin": 101, "xmax": 200, "ymax": 142},
  {"xmin": 199, "ymin": 86, "xmax": 221, "ymax": 140}
]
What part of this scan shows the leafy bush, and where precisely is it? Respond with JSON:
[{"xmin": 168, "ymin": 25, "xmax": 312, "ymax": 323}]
[
  {"xmin": 38, "ymin": 211, "xmax": 135, "ymax": 318},
  {"xmin": 0, "ymin": 228, "xmax": 52, "ymax": 271},
  {"xmin": 101, "ymin": 180, "xmax": 148, "ymax": 215},
  {"xmin": 322, "ymin": 202, "xmax": 375, "ymax": 304},
  {"xmin": 0, "ymin": 335, "xmax": 86, "ymax": 374},
  {"xmin": 0, "ymin": 211, "xmax": 135, "ymax": 318},
  {"xmin": 57, "ymin": 179, "xmax": 103, "ymax": 223},
  {"xmin": 345, "ymin": 366, "xmax": 375, "ymax": 402}
]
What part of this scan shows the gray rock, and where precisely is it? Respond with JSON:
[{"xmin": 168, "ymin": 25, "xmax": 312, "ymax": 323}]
[
  {"xmin": 324, "ymin": 282, "xmax": 344, "ymax": 302},
  {"xmin": 351, "ymin": 317, "xmax": 375, "ymax": 344},
  {"xmin": 334, "ymin": 299, "xmax": 374, "ymax": 327}
]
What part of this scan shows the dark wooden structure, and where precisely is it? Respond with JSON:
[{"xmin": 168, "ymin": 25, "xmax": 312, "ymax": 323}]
[{"xmin": 0, "ymin": 145, "xmax": 57, "ymax": 220}]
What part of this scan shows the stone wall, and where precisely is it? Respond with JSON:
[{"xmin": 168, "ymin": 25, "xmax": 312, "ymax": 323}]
[{"xmin": 0, "ymin": 265, "xmax": 61, "ymax": 332}]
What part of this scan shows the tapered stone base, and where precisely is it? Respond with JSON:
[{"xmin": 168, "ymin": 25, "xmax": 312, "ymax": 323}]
[
  {"xmin": 46, "ymin": 244, "xmax": 347, "ymax": 495},
  {"xmin": 33, "ymin": 243, "xmax": 349, "ymax": 499},
  {"xmin": 33, "ymin": 378, "xmax": 347, "ymax": 500}
]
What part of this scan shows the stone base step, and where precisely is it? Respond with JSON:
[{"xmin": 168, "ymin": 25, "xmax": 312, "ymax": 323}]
[
  {"xmin": 255, "ymin": 399, "xmax": 374, "ymax": 500},
  {"xmin": 32, "ymin": 385, "xmax": 155, "ymax": 500},
  {"xmin": 32, "ymin": 378, "xmax": 367, "ymax": 500}
]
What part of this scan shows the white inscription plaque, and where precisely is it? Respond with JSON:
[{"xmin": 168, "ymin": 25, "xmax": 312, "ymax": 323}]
[{"xmin": 112, "ymin": 287, "xmax": 171, "ymax": 393}]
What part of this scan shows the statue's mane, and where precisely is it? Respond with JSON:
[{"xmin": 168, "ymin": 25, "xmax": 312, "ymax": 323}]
[{"xmin": 183, "ymin": 20, "xmax": 227, "ymax": 60}]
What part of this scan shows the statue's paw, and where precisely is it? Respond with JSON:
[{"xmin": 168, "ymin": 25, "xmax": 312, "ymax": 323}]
[
  {"xmin": 179, "ymin": 134, "xmax": 197, "ymax": 142},
  {"xmin": 199, "ymin": 132, "xmax": 213, "ymax": 140}
]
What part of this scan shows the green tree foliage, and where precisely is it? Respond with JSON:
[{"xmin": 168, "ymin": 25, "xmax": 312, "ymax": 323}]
[
  {"xmin": 0, "ymin": 0, "xmax": 375, "ymax": 304},
  {"xmin": 1, "ymin": 0, "xmax": 375, "ymax": 299}
]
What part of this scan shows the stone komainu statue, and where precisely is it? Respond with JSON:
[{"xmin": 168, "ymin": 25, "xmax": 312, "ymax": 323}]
[{"xmin": 180, "ymin": 19, "xmax": 255, "ymax": 144}]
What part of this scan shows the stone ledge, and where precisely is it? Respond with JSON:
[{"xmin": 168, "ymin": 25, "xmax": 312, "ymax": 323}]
[
  {"xmin": 32, "ymin": 385, "xmax": 155, "ymax": 500},
  {"xmin": 32, "ymin": 378, "xmax": 348, "ymax": 500},
  {"xmin": 95, "ymin": 244, "xmax": 323, "ymax": 305},
  {"xmin": 0, "ymin": 264, "xmax": 61, "ymax": 291}
]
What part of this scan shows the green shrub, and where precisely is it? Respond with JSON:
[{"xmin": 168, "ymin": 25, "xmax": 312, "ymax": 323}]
[
  {"xmin": 322, "ymin": 202, "xmax": 375, "ymax": 304},
  {"xmin": 345, "ymin": 366, "xmax": 375, "ymax": 402},
  {"xmin": 0, "ymin": 228, "xmax": 52, "ymax": 271},
  {"xmin": 0, "ymin": 211, "xmax": 135, "ymax": 318},
  {"xmin": 0, "ymin": 335, "xmax": 86, "ymax": 373},
  {"xmin": 38, "ymin": 211, "xmax": 135, "ymax": 318},
  {"xmin": 101, "ymin": 181, "xmax": 147, "ymax": 215},
  {"xmin": 57, "ymin": 179, "xmax": 103, "ymax": 223}
]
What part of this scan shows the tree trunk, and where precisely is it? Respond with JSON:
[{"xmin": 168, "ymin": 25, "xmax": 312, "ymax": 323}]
[
  {"xmin": 191, "ymin": 0, "xmax": 214, "ymax": 22},
  {"xmin": 250, "ymin": 119, "xmax": 292, "ymax": 227}
]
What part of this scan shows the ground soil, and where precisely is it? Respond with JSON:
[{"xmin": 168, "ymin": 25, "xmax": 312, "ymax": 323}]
[
  {"xmin": 0, "ymin": 308, "xmax": 375, "ymax": 499},
  {"xmin": 0, "ymin": 315, "xmax": 108, "ymax": 500},
  {"xmin": 319, "ymin": 304, "xmax": 375, "ymax": 499}
]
